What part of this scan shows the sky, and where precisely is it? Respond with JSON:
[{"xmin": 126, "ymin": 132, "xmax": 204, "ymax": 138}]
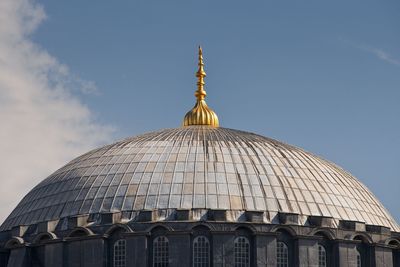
[{"xmin": 0, "ymin": 0, "xmax": 399, "ymax": 225}]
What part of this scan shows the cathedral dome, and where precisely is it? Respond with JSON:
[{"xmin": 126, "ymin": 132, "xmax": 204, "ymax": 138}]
[
  {"xmin": 1, "ymin": 125, "xmax": 399, "ymax": 231},
  {"xmin": 1, "ymin": 46, "xmax": 399, "ymax": 267}
]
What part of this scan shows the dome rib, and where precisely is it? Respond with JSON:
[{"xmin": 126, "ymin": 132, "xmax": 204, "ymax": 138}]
[{"xmin": 1, "ymin": 126, "xmax": 398, "ymax": 231}]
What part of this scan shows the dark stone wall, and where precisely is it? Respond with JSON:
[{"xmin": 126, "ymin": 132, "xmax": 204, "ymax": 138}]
[
  {"xmin": 393, "ymin": 250, "xmax": 400, "ymax": 267},
  {"xmin": 168, "ymin": 233, "xmax": 191, "ymax": 267},
  {"xmin": 212, "ymin": 233, "xmax": 235, "ymax": 267},
  {"xmin": 6, "ymin": 247, "xmax": 29, "ymax": 267},
  {"xmin": 297, "ymin": 238, "xmax": 319, "ymax": 267},
  {"xmin": 0, "ymin": 221, "xmax": 399, "ymax": 267},
  {"xmin": 81, "ymin": 239, "xmax": 105, "ymax": 267},
  {"xmin": 337, "ymin": 242, "xmax": 358, "ymax": 267},
  {"xmin": 254, "ymin": 234, "xmax": 276, "ymax": 267},
  {"xmin": 126, "ymin": 235, "xmax": 147, "ymax": 266},
  {"xmin": 0, "ymin": 251, "xmax": 8, "ymax": 267},
  {"xmin": 373, "ymin": 246, "xmax": 393, "ymax": 267},
  {"xmin": 65, "ymin": 240, "xmax": 82, "ymax": 267},
  {"xmin": 44, "ymin": 242, "xmax": 63, "ymax": 267}
]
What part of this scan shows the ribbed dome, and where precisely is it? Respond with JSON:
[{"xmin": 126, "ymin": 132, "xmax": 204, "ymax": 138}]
[{"xmin": 1, "ymin": 126, "xmax": 398, "ymax": 231}]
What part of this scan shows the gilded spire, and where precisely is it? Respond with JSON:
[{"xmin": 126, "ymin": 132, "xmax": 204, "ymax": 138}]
[
  {"xmin": 183, "ymin": 46, "xmax": 219, "ymax": 127},
  {"xmin": 195, "ymin": 46, "xmax": 206, "ymax": 101}
]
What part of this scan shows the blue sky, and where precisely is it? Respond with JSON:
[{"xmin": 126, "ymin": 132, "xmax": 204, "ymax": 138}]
[{"xmin": 0, "ymin": 0, "xmax": 399, "ymax": 223}]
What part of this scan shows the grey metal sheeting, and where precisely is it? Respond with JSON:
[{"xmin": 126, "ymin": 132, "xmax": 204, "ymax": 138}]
[{"xmin": 1, "ymin": 126, "xmax": 398, "ymax": 231}]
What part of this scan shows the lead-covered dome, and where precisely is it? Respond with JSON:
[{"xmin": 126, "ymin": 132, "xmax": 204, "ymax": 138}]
[{"xmin": 2, "ymin": 126, "xmax": 398, "ymax": 231}]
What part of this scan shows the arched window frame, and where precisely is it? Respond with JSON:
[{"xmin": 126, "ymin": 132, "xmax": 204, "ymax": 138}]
[
  {"xmin": 356, "ymin": 249, "xmax": 361, "ymax": 267},
  {"xmin": 318, "ymin": 244, "xmax": 327, "ymax": 267},
  {"xmin": 313, "ymin": 231, "xmax": 333, "ymax": 267},
  {"xmin": 153, "ymin": 236, "xmax": 169, "ymax": 267},
  {"xmin": 275, "ymin": 229, "xmax": 294, "ymax": 267},
  {"xmin": 354, "ymin": 235, "xmax": 371, "ymax": 267},
  {"xmin": 234, "ymin": 236, "xmax": 250, "ymax": 267},
  {"xmin": 388, "ymin": 240, "xmax": 400, "ymax": 267},
  {"xmin": 193, "ymin": 235, "xmax": 210, "ymax": 267},
  {"xmin": 113, "ymin": 239, "xmax": 126, "ymax": 267},
  {"xmin": 107, "ymin": 225, "xmax": 130, "ymax": 267},
  {"xmin": 276, "ymin": 241, "xmax": 289, "ymax": 267}
]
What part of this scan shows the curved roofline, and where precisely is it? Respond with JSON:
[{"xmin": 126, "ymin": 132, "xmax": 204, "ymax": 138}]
[{"xmin": 1, "ymin": 126, "xmax": 398, "ymax": 232}]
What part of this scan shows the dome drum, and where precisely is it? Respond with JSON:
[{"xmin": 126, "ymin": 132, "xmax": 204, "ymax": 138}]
[
  {"xmin": 0, "ymin": 210, "xmax": 395, "ymax": 239},
  {"xmin": 0, "ymin": 218, "xmax": 399, "ymax": 267}
]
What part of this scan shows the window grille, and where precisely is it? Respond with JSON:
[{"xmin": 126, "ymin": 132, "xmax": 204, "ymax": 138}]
[
  {"xmin": 318, "ymin": 245, "xmax": 326, "ymax": 267},
  {"xmin": 193, "ymin": 236, "xmax": 210, "ymax": 267},
  {"xmin": 276, "ymin": 241, "xmax": 288, "ymax": 267},
  {"xmin": 113, "ymin": 239, "xmax": 126, "ymax": 267},
  {"xmin": 356, "ymin": 250, "xmax": 361, "ymax": 267},
  {"xmin": 234, "ymin": 236, "xmax": 250, "ymax": 267},
  {"xmin": 153, "ymin": 236, "xmax": 169, "ymax": 267}
]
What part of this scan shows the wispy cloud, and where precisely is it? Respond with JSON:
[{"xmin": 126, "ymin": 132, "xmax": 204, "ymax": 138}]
[
  {"xmin": 0, "ymin": 0, "xmax": 114, "ymax": 223},
  {"xmin": 339, "ymin": 37, "xmax": 400, "ymax": 66},
  {"xmin": 357, "ymin": 45, "xmax": 400, "ymax": 66}
]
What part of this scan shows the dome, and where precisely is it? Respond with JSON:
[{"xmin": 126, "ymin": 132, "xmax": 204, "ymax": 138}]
[
  {"xmin": 2, "ymin": 47, "xmax": 399, "ymax": 267},
  {"xmin": 2, "ymin": 126, "xmax": 398, "ymax": 231}
]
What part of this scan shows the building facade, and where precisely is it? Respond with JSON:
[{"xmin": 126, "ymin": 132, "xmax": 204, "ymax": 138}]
[{"xmin": 0, "ymin": 48, "xmax": 399, "ymax": 266}]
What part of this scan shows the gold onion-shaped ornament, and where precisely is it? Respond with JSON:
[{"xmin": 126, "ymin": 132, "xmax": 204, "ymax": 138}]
[{"xmin": 183, "ymin": 46, "xmax": 219, "ymax": 127}]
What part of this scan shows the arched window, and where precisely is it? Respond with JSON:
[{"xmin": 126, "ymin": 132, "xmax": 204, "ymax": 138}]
[
  {"xmin": 113, "ymin": 239, "xmax": 126, "ymax": 267},
  {"xmin": 356, "ymin": 250, "xmax": 361, "ymax": 267},
  {"xmin": 277, "ymin": 241, "xmax": 288, "ymax": 267},
  {"xmin": 193, "ymin": 236, "xmax": 210, "ymax": 267},
  {"xmin": 153, "ymin": 236, "xmax": 169, "ymax": 267},
  {"xmin": 388, "ymin": 240, "xmax": 400, "ymax": 267},
  {"xmin": 318, "ymin": 244, "xmax": 326, "ymax": 267},
  {"xmin": 234, "ymin": 236, "xmax": 250, "ymax": 267}
]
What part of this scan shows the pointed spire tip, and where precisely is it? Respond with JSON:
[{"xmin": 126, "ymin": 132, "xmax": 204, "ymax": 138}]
[{"xmin": 182, "ymin": 46, "xmax": 219, "ymax": 127}]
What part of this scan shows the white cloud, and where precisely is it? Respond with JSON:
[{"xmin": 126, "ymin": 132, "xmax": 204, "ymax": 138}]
[
  {"xmin": 354, "ymin": 44, "xmax": 400, "ymax": 66},
  {"xmin": 340, "ymin": 37, "xmax": 400, "ymax": 66},
  {"xmin": 0, "ymin": 0, "xmax": 114, "ymax": 223},
  {"xmin": 359, "ymin": 45, "xmax": 400, "ymax": 66}
]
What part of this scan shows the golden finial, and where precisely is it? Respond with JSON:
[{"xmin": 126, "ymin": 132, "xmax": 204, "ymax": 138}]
[
  {"xmin": 183, "ymin": 46, "xmax": 219, "ymax": 127},
  {"xmin": 195, "ymin": 46, "xmax": 206, "ymax": 101}
]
